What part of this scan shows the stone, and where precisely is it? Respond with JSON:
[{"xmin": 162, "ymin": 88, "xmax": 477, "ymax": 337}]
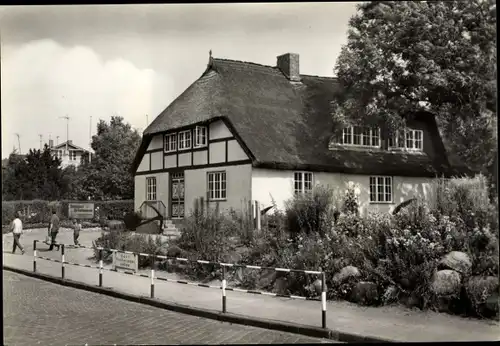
[
  {"xmin": 306, "ymin": 279, "xmax": 324, "ymax": 296},
  {"xmin": 350, "ymin": 281, "xmax": 379, "ymax": 306},
  {"xmin": 438, "ymin": 251, "xmax": 472, "ymax": 275},
  {"xmin": 167, "ymin": 245, "xmax": 183, "ymax": 258},
  {"xmin": 430, "ymin": 270, "xmax": 462, "ymax": 296},
  {"xmin": 257, "ymin": 270, "xmax": 276, "ymax": 290},
  {"xmin": 333, "ymin": 266, "xmax": 361, "ymax": 284}
]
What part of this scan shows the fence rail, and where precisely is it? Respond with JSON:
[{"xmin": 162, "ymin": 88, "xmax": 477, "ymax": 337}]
[{"xmin": 32, "ymin": 239, "xmax": 327, "ymax": 328}]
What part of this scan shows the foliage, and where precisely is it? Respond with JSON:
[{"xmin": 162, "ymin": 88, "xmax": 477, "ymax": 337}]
[
  {"xmin": 92, "ymin": 230, "xmax": 168, "ymax": 268},
  {"xmin": 172, "ymin": 199, "xmax": 240, "ymax": 280},
  {"xmin": 284, "ymin": 185, "xmax": 337, "ymax": 238},
  {"xmin": 342, "ymin": 185, "xmax": 359, "ymax": 215},
  {"xmin": 69, "ymin": 116, "xmax": 141, "ymax": 200},
  {"xmin": 332, "ymin": 0, "xmax": 497, "ymax": 175},
  {"xmin": 1, "ymin": 199, "xmax": 134, "ymax": 225},
  {"xmin": 2, "ymin": 146, "xmax": 66, "ymax": 200}
]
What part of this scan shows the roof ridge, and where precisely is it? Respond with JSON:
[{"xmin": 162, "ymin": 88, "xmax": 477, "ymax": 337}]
[
  {"xmin": 212, "ymin": 57, "xmax": 277, "ymax": 70},
  {"xmin": 300, "ymin": 74, "xmax": 337, "ymax": 80}
]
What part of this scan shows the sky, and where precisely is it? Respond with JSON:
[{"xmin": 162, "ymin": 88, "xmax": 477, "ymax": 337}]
[{"xmin": 0, "ymin": 3, "xmax": 358, "ymax": 159}]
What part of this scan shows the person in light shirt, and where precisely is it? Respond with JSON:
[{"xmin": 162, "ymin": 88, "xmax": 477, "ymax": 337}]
[{"xmin": 11, "ymin": 211, "xmax": 25, "ymax": 255}]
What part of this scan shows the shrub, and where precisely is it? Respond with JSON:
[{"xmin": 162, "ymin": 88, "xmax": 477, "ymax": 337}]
[
  {"xmin": 1, "ymin": 199, "xmax": 134, "ymax": 225},
  {"xmin": 92, "ymin": 230, "xmax": 168, "ymax": 268},
  {"xmin": 173, "ymin": 199, "xmax": 239, "ymax": 280},
  {"xmin": 284, "ymin": 185, "xmax": 336, "ymax": 238}
]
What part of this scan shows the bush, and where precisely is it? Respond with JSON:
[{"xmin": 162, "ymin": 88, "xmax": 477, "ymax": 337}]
[
  {"xmin": 172, "ymin": 199, "xmax": 239, "ymax": 280},
  {"xmin": 284, "ymin": 185, "xmax": 336, "ymax": 238},
  {"xmin": 92, "ymin": 230, "xmax": 168, "ymax": 268},
  {"xmin": 1, "ymin": 199, "xmax": 134, "ymax": 225}
]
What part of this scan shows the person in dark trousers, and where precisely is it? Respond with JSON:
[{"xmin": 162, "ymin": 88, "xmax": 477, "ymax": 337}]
[
  {"xmin": 72, "ymin": 218, "xmax": 82, "ymax": 246},
  {"xmin": 11, "ymin": 211, "xmax": 25, "ymax": 255},
  {"xmin": 48, "ymin": 210, "xmax": 60, "ymax": 251}
]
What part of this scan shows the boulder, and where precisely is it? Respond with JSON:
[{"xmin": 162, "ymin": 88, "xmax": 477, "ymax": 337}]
[
  {"xmin": 306, "ymin": 279, "xmax": 324, "ymax": 296},
  {"xmin": 167, "ymin": 245, "xmax": 183, "ymax": 258},
  {"xmin": 333, "ymin": 266, "xmax": 361, "ymax": 284},
  {"xmin": 257, "ymin": 270, "xmax": 276, "ymax": 290},
  {"xmin": 350, "ymin": 281, "xmax": 379, "ymax": 306},
  {"xmin": 430, "ymin": 270, "xmax": 462, "ymax": 296},
  {"xmin": 438, "ymin": 251, "xmax": 472, "ymax": 275}
]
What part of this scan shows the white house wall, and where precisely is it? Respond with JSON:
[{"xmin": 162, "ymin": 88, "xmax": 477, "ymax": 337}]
[
  {"xmin": 209, "ymin": 142, "xmax": 226, "ymax": 163},
  {"xmin": 185, "ymin": 164, "xmax": 252, "ymax": 215},
  {"xmin": 137, "ymin": 153, "xmax": 150, "ymax": 172},
  {"xmin": 147, "ymin": 135, "xmax": 163, "ymax": 151},
  {"xmin": 252, "ymin": 168, "xmax": 437, "ymax": 215},
  {"xmin": 227, "ymin": 139, "xmax": 248, "ymax": 161},
  {"xmin": 134, "ymin": 172, "xmax": 169, "ymax": 213},
  {"xmin": 150, "ymin": 152, "xmax": 163, "ymax": 170},
  {"xmin": 209, "ymin": 120, "xmax": 232, "ymax": 140}
]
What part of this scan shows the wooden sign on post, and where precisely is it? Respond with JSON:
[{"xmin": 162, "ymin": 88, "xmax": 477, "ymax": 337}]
[
  {"xmin": 113, "ymin": 251, "xmax": 138, "ymax": 272},
  {"xmin": 68, "ymin": 202, "xmax": 94, "ymax": 220}
]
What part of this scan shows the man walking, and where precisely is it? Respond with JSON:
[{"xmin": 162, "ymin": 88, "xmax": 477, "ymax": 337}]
[
  {"xmin": 48, "ymin": 210, "xmax": 60, "ymax": 251},
  {"xmin": 11, "ymin": 211, "xmax": 25, "ymax": 255}
]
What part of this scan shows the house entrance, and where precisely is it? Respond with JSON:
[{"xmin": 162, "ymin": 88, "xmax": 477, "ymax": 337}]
[{"xmin": 170, "ymin": 171, "xmax": 185, "ymax": 219}]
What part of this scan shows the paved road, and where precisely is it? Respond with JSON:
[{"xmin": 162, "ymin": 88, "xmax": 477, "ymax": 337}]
[{"xmin": 3, "ymin": 271, "xmax": 334, "ymax": 345}]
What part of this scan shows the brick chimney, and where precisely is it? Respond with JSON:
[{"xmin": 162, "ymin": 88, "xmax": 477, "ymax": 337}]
[
  {"xmin": 49, "ymin": 139, "xmax": 54, "ymax": 148},
  {"xmin": 277, "ymin": 53, "xmax": 301, "ymax": 82},
  {"xmin": 68, "ymin": 140, "xmax": 73, "ymax": 145}
]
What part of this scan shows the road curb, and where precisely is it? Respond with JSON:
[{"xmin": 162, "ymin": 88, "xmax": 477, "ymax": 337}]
[{"xmin": 3, "ymin": 265, "xmax": 391, "ymax": 343}]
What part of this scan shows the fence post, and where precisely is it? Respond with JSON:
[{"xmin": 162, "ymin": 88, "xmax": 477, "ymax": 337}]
[
  {"xmin": 222, "ymin": 265, "xmax": 227, "ymax": 313},
  {"xmin": 61, "ymin": 244, "xmax": 65, "ymax": 279},
  {"xmin": 99, "ymin": 248, "xmax": 103, "ymax": 287},
  {"xmin": 321, "ymin": 272, "xmax": 327, "ymax": 329},
  {"xmin": 33, "ymin": 240, "xmax": 37, "ymax": 273},
  {"xmin": 150, "ymin": 254, "xmax": 155, "ymax": 299}
]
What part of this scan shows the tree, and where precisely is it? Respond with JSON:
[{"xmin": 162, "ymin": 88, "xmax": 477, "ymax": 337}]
[
  {"xmin": 73, "ymin": 116, "xmax": 141, "ymax": 200},
  {"xmin": 2, "ymin": 145, "xmax": 64, "ymax": 200},
  {"xmin": 332, "ymin": 1, "xmax": 497, "ymax": 175}
]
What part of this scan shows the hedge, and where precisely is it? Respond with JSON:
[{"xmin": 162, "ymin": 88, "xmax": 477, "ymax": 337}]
[{"xmin": 2, "ymin": 199, "xmax": 134, "ymax": 225}]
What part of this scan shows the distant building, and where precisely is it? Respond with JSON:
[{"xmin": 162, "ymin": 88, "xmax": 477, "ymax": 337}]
[{"xmin": 49, "ymin": 139, "xmax": 91, "ymax": 169}]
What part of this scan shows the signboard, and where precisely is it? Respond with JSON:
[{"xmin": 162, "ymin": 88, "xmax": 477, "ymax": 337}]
[
  {"xmin": 113, "ymin": 252, "xmax": 138, "ymax": 272},
  {"xmin": 68, "ymin": 202, "xmax": 94, "ymax": 220}
]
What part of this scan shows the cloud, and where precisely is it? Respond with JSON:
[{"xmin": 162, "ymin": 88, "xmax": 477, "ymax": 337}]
[{"xmin": 1, "ymin": 39, "xmax": 170, "ymax": 158}]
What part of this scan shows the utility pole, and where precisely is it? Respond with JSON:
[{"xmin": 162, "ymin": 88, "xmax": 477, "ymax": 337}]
[
  {"xmin": 89, "ymin": 116, "xmax": 92, "ymax": 163},
  {"xmin": 59, "ymin": 115, "xmax": 70, "ymax": 153},
  {"xmin": 56, "ymin": 136, "xmax": 60, "ymax": 146},
  {"xmin": 39, "ymin": 134, "xmax": 43, "ymax": 150},
  {"xmin": 14, "ymin": 133, "xmax": 21, "ymax": 154}
]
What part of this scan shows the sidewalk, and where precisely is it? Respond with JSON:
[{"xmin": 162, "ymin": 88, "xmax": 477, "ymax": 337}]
[{"xmin": 3, "ymin": 229, "xmax": 499, "ymax": 342}]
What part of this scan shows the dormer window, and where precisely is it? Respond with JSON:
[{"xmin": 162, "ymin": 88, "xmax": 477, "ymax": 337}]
[
  {"xmin": 178, "ymin": 130, "xmax": 192, "ymax": 150},
  {"xmin": 388, "ymin": 129, "xmax": 423, "ymax": 151},
  {"xmin": 194, "ymin": 126, "xmax": 207, "ymax": 148},
  {"xmin": 340, "ymin": 127, "xmax": 380, "ymax": 148},
  {"xmin": 165, "ymin": 133, "xmax": 177, "ymax": 153}
]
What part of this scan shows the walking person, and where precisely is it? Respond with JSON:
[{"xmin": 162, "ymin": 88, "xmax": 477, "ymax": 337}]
[
  {"xmin": 11, "ymin": 211, "xmax": 25, "ymax": 255},
  {"xmin": 72, "ymin": 218, "xmax": 82, "ymax": 246},
  {"xmin": 48, "ymin": 210, "xmax": 60, "ymax": 251}
]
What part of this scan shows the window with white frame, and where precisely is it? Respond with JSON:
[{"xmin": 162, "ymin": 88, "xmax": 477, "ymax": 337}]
[
  {"xmin": 388, "ymin": 129, "xmax": 423, "ymax": 151},
  {"xmin": 341, "ymin": 127, "xmax": 380, "ymax": 147},
  {"xmin": 164, "ymin": 133, "xmax": 177, "ymax": 152},
  {"xmin": 208, "ymin": 171, "xmax": 226, "ymax": 200},
  {"xmin": 369, "ymin": 176, "xmax": 392, "ymax": 203},
  {"xmin": 178, "ymin": 130, "xmax": 192, "ymax": 150},
  {"xmin": 146, "ymin": 177, "xmax": 157, "ymax": 201},
  {"xmin": 294, "ymin": 172, "xmax": 313, "ymax": 195},
  {"xmin": 194, "ymin": 126, "xmax": 207, "ymax": 148}
]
